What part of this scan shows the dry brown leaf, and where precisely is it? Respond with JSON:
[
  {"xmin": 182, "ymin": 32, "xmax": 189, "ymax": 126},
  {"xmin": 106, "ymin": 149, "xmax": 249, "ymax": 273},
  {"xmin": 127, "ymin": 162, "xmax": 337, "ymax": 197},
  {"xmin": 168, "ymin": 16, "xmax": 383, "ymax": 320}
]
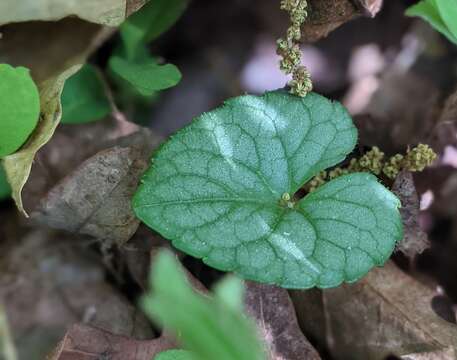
[
  {"xmin": 0, "ymin": 19, "xmax": 115, "ymax": 215},
  {"xmin": 291, "ymin": 261, "xmax": 457, "ymax": 360},
  {"xmin": 20, "ymin": 119, "xmax": 160, "ymax": 211},
  {"xmin": 0, "ymin": 0, "xmax": 149, "ymax": 215},
  {"xmin": 49, "ymin": 324, "xmax": 176, "ymax": 360},
  {"xmin": 0, "ymin": 19, "xmax": 113, "ymax": 84},
  {"xmin": 244, "ymin": 281, "xmax": 321, "ymax": 360},
  {"xmin": 392, "ymin": 171, "xmax": 429, "ymax": 259},
  {"xmin": 302, "ymin": 0, "xmax": 383, "ymax": 42},
  {"xmin": 31, "ymin": 145, "xmax": 149, "ymax": 246}
]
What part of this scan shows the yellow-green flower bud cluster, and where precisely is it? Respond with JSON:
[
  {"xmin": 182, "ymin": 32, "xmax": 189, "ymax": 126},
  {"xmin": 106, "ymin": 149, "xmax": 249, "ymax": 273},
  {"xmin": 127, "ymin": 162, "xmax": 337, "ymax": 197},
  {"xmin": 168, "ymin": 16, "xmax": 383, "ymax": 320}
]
[
  {"xmin": 306, "ymin": 144, "xmax": 437, "ymax": 192},
  {"xmin": 402, "ymin": 144, "xmax": 437, "ymax": 172},
  {"xmin": 349, "ymin": 146, "xmax": 385, "ymax": 175},
  {"xmin": 277, "ymin": 0, "xmax": 312, "ymax": 97}
]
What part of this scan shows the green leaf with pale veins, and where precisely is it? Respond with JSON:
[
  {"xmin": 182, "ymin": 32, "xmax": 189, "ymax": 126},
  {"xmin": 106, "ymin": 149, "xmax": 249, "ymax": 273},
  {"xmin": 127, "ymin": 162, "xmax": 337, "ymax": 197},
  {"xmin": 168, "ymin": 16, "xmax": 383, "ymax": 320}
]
[
  {"xmin": 109, "ymin": 56, "xmax": 182, "ymax": 97},
  {"xmin": 133, "ymin": 91, "xmax": 403, "ymax": 289},
  {"xmin": 61, "ymin": 64, "xmax": 111, "ymax": 124},
  {"xmin": 142, "ymin": 250, "xmax": 265, "ymax": 360}
]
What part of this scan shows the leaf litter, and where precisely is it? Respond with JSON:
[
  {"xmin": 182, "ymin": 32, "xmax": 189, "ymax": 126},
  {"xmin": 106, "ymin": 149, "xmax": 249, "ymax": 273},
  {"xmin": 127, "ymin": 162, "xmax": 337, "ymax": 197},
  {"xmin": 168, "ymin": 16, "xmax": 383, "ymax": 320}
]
[{"xmin": 2, "ymin": 1, "xmax": 457, "ymax": 360}]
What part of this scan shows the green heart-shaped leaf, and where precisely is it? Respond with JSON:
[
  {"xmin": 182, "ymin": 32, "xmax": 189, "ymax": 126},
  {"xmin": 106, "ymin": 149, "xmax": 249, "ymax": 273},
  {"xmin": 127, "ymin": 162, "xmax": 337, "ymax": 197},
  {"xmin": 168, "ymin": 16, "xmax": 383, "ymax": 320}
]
[{"xmin": 133, "ymin": 91, "xmax": 403, "ymax": 289}]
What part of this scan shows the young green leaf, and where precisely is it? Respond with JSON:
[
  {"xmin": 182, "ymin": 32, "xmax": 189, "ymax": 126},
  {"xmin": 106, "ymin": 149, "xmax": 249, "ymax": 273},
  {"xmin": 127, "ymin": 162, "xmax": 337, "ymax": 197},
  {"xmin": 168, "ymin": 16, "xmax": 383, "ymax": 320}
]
[
  {"xmin": 120, "ymin": 0, "xmax": 188, "ymax": 60},
  {"xmin": 142, "ymin": 250, "xmax": 265, "ymax": 360},
  {"xmin": 61, "ymin": 64, "xmax": 111, "ymax": 124},
  {"xmin": 133, "ymin": 91, "xmax": 403, "ymax": 289},
  {"xmin": 109, "ymin": 56, "xmax": 182, "ymax": 97},
  {"xmin": 0, "ymin": 64, "xmax": 40, "ymax": 158},
  {"xmin": 434, "ymin": 0, "xmax": 457, "ymax": 40},
  {"xmin": 406, "ymin": 0, "xmax": 457, "ymax": 44},
  {"xmin": 0, "ymin": 164, "xmax": 11, "ymax": 201},
  {"xmin": 155, "ymin": 350, "xmax": 195, "ymax": 360},
  {"xmin": 213, "ymin": 276, "xmax": 245, "ymax": 312}
]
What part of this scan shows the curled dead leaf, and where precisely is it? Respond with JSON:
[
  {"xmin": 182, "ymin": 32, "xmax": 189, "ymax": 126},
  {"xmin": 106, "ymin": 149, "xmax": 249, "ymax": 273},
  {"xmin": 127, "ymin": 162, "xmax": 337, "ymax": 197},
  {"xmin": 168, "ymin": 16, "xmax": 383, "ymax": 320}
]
[
  {"xmin": 302, "ymin": 0, "xmax": 383, "ymax": 42},
  {"xmin": 0, "ymin": 18, "xmax": 115, "ymax": 216},
  {"xmin": 0, "ymin": 0, "xmax": 149, "ymax": 216}
]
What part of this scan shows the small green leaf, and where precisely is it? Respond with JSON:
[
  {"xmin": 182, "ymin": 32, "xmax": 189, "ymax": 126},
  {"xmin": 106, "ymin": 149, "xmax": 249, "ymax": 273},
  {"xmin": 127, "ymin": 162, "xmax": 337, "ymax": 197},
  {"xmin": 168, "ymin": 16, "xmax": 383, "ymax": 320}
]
[
  {"xmin": 61, "ymin": 64, "xmax": 111, "ymax": 124},
  {"xmin": 0, "ymin": 64, "xmax": 40, "ymax": 158},
  {"xmin": 109, "ymin": 56, "xmax": 182, "ymax": 97},
  {"xmin": 142, "ymin": 250, "xmax": 265, "ymax": 360},
  {"xmin": 133, "ymin": 91, "xmax": 403, "ymax": 289},
  {"xmin": 0, "ymin": 164, "xmax": 11, "ymax": 201},
  {"xmin": 120, "ymin": 0, "xmax": 188, "ymax": 59},
  {"xmin": 406, "ymin": 0, "xmax": 457, "ymax": 44},
  {"xmin": 155, "ymin": 350, "xmax": 195, "ymax": 360}
]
